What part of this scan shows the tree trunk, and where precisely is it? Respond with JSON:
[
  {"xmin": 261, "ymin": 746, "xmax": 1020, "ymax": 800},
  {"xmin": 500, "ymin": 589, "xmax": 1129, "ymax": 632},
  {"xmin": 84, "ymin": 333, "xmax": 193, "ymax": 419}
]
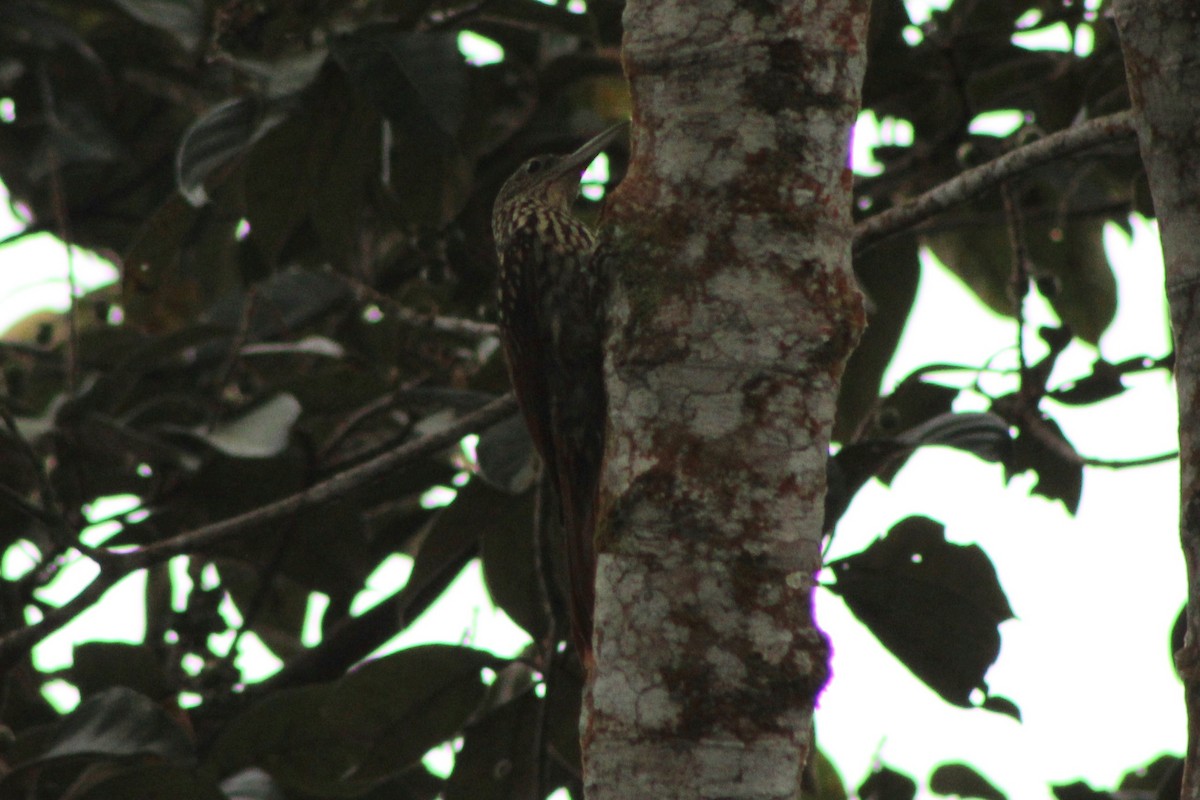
[
  {"xmin": 582, "ymin": 1, "xmax": 870, "ymax": 797},
  {"xmin": 1113, "ymin": 2, "xmax": 1200, "ymax": 798}
]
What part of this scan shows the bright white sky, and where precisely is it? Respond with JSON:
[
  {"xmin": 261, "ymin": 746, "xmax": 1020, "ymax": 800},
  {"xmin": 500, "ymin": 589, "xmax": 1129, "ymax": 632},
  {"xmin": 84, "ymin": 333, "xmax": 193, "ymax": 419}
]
[
  {"xmin": 817, "ymin": 215, "xmax": 1181, "ymax": 798},
  {"xmin": 820, "ymin": 3, "xmax": 1181, "ymax": 796},
  {"xmin": 0, "ymin": 0, "xmax": 1180, "ymax": 796}
]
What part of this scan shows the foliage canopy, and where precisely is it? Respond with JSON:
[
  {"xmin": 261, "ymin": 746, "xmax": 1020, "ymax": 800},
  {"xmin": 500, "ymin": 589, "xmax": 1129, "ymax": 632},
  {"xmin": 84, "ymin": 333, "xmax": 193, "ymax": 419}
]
[{"xmin": 0, "ymin": 0, "xmax": 1179, "ymax": 797}]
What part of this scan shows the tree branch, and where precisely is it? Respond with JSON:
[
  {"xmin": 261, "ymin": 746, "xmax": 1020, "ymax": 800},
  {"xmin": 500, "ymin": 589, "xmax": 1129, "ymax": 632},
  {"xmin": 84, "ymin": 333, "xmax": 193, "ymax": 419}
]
[
  {"xmin": 0, "ymin": 570, "xmax": 122, "ymax": 673},
  {"xmin": 337, "ymin": 274, "xmax": 500, "ymax": 338},
  {"xmin": 1113, "ymin": 2, "xmax": 1200, "ymax": 793},
  {"xmin": 1083, "ymin": 450, "xmax": 1178, "ymax": 469},
  {"xmin": 0, "ymin": 393, "xmax": 519, "ymax": 671},
  {"xmin": 853, "ymin": 111, "xmax": 1136, "ymax": 254},
  {"xmin": 132, "ymin": 393, "xmax": 518, "ymax": 564}
]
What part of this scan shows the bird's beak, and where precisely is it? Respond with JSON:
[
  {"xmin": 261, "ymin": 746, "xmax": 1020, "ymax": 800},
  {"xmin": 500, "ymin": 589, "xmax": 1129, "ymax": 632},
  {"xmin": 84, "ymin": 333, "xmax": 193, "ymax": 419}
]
[{"xmin": 551, "ymin": 121, "xmax": 628, "ymax": 181}]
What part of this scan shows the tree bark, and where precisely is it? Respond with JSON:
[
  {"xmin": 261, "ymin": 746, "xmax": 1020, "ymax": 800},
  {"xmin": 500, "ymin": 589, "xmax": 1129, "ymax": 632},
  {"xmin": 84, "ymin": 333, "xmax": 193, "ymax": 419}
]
[
  {"xmin": 1113, "ymin": 2, "xmax": 1200, "ymax": 797},
  {"xmin": 583, "ymin": 1, "xmax": 870, "ymax": 797}
]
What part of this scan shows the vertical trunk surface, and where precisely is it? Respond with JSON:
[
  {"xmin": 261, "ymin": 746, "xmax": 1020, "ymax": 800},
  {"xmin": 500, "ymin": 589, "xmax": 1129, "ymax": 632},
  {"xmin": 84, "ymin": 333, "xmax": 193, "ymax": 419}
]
[
  {"xmin": 1114, "ymin": 2, "xmax": 1200, "ymax": 797},
  {"xmin": 582, "ymin": 1, "xmax": 870, "ymax": 797}
]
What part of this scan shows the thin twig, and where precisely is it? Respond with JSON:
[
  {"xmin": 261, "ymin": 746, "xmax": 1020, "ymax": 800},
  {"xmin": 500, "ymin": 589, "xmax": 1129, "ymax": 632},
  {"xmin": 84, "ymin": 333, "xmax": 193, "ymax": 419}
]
[
  {"xmin": 392, "ymin": 306, "xmax": 499, "ymax": 338},
  {"xmin": 340, "ymin": 274, "xmax": 500, "ymax": 338},
  {"xmin": 854, "ymin": 111, "xmax": 1136, "ymax": 254},
  {"xmin": 1000, "ymin": 181, "xmax": 1031, "ymax": 378},
  {"xmin": 315, "ymin": 391, "xmax": 405, "ymax": 464},
  {"xmin": 425, "ymin": 0, "xmax": 505, "ymax": 31},
  {"xmin": 1083, "ymin": 451, "xmax": 1178, "ymax": 469},
  {"xmin": 887, "ymin": 199, "xmax": 1134, "ymax": 239}
]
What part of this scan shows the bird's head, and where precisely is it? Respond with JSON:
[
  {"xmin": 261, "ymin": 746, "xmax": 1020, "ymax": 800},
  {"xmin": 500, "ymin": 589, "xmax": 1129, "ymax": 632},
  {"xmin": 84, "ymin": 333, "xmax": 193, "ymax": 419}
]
[{"xmin": 494, "ymin": 123, "xmax": 626, "ymax": 214}]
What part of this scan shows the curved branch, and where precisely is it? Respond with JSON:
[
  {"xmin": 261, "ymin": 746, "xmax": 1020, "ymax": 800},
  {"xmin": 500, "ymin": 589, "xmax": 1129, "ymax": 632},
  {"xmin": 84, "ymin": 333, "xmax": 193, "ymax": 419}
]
[
  {"xmin": 338, "ymin": 274, "xmax": 500, "ymax": 338},
  {"xmin": 0, "ymin": 394, "xmax": 519, "ymax": 671},
  {"xmin": 0, "ymin": 570, "xmax": 122, "ymax": 673},
  {"xmin": 853, "ymin": 111, "xmax": 1137, "ymax": 254},
  {"xmin": 132, "ymin": 393, "xmax": 518, "ymax": 564},
  {"xmin": 1083, "ymin": 450, "xmax": 1178, "ymax": 469}
]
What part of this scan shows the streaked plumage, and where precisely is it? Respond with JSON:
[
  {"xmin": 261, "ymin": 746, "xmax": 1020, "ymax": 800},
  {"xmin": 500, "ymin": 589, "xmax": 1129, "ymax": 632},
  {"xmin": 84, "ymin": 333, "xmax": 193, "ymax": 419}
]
[{"xmin": 492, "ymin": 125, "xmax": 623, "ymax": 660}]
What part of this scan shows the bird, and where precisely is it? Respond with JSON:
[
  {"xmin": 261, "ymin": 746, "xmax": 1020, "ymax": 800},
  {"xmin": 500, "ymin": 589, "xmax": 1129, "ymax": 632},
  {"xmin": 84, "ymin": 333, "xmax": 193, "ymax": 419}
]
[{"xmin": 492, "ymin": 123, "xmax": 625, "ymax": 662}]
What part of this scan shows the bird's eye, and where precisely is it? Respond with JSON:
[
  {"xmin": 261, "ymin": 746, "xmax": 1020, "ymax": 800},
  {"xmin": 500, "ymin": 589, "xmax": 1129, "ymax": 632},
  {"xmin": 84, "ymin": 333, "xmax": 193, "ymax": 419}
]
[{"xmin": 526, "ymin": 159, "xmax": 544, "ymax": 174}]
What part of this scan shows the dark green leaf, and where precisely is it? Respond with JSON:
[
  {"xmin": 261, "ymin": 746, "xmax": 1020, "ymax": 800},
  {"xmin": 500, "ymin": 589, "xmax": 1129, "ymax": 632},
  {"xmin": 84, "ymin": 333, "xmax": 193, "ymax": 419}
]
[
  {"xmin": 475, "ymin": 414, "xmax": 538, "ymax": 494},
  {"xmin": 456, "ymin": 63, "xmax": 539, "ymax": 161},
  {"xmin": 1001, "ymin": 413, "xmax": 1083, "ymax": 513},
  {"xmin": 202, "ymin": 685, "xmax": 362, "ymax": 794},
  {"xmin": 837, "ymin": 234, "xmax": 920, "ymax": 442},
  {"xmin": 241, "ymin": 106, "xmax": 322, "ymax": 266},
  {"xmin": 929, "ymin": 763, "xmax": 1006, "ymax": 800},
  {"xmin": 331, "ymin": 31, "xmax": 467, "ymax": 141},
  {"xmin": 209, "ymin": 655, "xmax": 499, "ymax": 795},
  {"xmin": 923, "ymin": 203, "xmax": 1117, "ymax": 345},
  {"xmin": 218, "ymin": 768, "xmax": 284, "ymax": 800},
  {"xmin": 122, "ymin": 197, "xmax": 232, "ymax": 332},
  {"xmin": 321, "ymin": 645, "xmax": 498, "ymax": 781},
  {"xmin": 1051, "ymin": 781, "xmax": 1113, "ymax": 800},
  {"xmin": 182, "ymin": 449, "xmax": 306, "ymax": 520},
  {"xmin": 542, "ymin": 654, "xmax": 583, "ymax": 777},
  {"xmin": 356, "ymin": 765, "xmax": 445, "ymax": 800},
  {"xmin": 202, "ymin": 268, "xmax": 351, "ymax": 336},
  {"xmin": 475, "ymin": 482, "xmax": 554, "ymax": 642},
  {"xmin": 475, "ymin": 482, "xmax": 554, "ymax": 640},
  {"xmin": 191, "ymin": 393, "xmax": 302, "ymax": 458},
  {"xmin": 858, "ymin": 765, "xmax": 917, "ymax": 800},
  {"xmin": 330, "ymin": 30, "xmax": 472, "ymax": 226},
  {"xmin": 980, "ymin": 695, "xmax": 1021, "ymax": 721},
  {"xmin": 219, "ymin": 565, "xmax": 310, "ymax": 660},
  {"xmin": 403, "ymin": 486, "xmax": 487, "ymax": 608},
  {"xmin": 923, "ymin": 224, "xmax": 1014, "ymax": 320},
  {"xmin": 110, "ymin": 0, "xmax": 205, "ymax": 51},
  {"xmin": 308, "ymin": 99, "xmax": 379, "ymax": 267},
  {"xmin": 38, "ymin": 687, "xmax": 193, "ymax": 764},
  {"xmin": 808, "ymin": 748, "xmax": 848, "ymax": 800},
  {"xmin": 1048, "ymin": 360, "xmax": 1126, "ymax": 406},
  {"xmin": 79, "ymin": 324, "xmax": 210, "ymax": 373},
  {"xmin": 826, "ymin": 516, "xmax": 1014, "ymax": 709},
  {"xmin": 233, "ymin": 50, "xmax": 331, "ymax": 99},
  {"xmin": 71, "ymin": 643, "xmax": 171, "ymax": 701},
  {"xmin": 0, "ymin": 2, "xmax": 101, "ymax": 57},
  {"xmin": 1027, "ymin": 220, "xmax": 1116, "ymax": 345},
  {"xmin": 443, "ymin": 690, "xmax": 540, "ymax": 800},
  {"xmin": 827, "ymin": 411, "xmax": 1014, "ymax": 533},
  {"xmin": 863, "ymin": 374, "xmax": 959, "ymax": 439},
  {"xmin": 176, "ymin": 97, "xmax": 267, "ymax": 206},
  {"xmin": 241, "ymin": 71, "xmax": 384, "ymax": 267},
  {"xmin": 279, "ymin": 364, "xmax": 390, "ymax": 417},
  {"xmin": 76, "ymin": 764, "xmax": 224, "ymax": 800},
  {"xmin": 1118, "ymin": 755, "xmax": 1182, "ymax": 800}
]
